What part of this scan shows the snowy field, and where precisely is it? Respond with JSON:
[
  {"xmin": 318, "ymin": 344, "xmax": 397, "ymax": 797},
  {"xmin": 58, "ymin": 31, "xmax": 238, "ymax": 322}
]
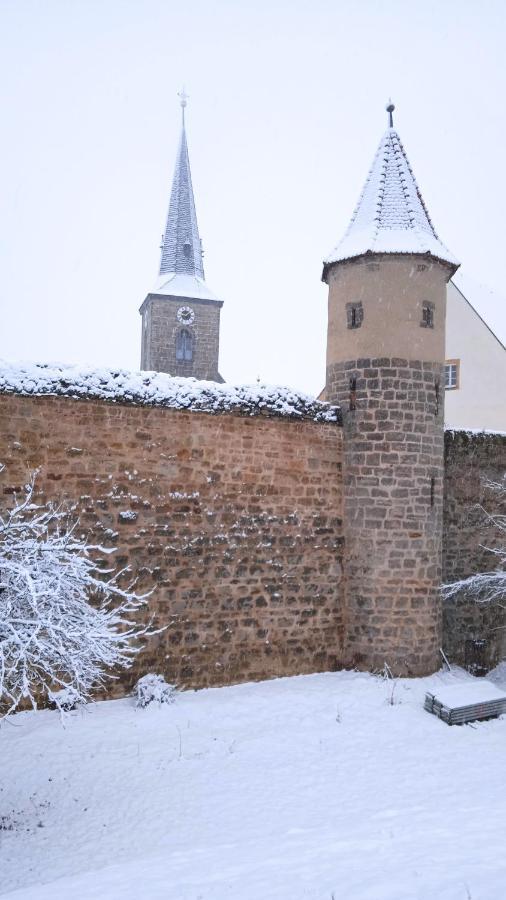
[{"xmin": 2, "ymin": 668, "xmax": 506, "ymax": 900}]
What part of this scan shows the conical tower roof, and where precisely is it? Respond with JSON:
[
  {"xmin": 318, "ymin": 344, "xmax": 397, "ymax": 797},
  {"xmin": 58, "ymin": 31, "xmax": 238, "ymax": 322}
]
[
  {"xmin": 323, "ymin": 105, "xmax": 458, "ymax": 279},
  {"xmin": 151, "ymin": 92, "xmax": 219, "ymax": 301}
]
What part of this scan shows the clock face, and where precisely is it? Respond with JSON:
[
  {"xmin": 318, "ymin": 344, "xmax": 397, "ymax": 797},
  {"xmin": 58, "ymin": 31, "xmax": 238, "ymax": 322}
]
[{"xmin": 177, "ymin": 306, "xmax": 195, "ymax": 325}]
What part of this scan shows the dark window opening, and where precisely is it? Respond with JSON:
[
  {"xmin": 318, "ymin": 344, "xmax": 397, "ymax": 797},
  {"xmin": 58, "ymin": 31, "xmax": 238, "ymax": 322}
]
[
  {"xmin": 349, "ymin": 375, "xmax": 357, "ymax": 412},
  {"xmin": 421, "ymin": 301, "xmax": 435, "ymax": 328},
  {"xmin": 176, "ymin": 328, "xmax": 194, "ymax": 361},
  {"xmin": 434, "ymin": 377, "xmax": 440, "ymax": 416},
  {"xmin": 430, "ymin": 476, "xmax": 435, "ymax": 507},
  {"xmin": 346, "ymin": 302, "xmax": 363, "ymax": 330}
]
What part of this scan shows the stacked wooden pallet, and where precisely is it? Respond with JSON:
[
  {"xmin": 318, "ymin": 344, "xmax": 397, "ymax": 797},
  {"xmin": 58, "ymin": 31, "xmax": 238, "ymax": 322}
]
[{"xmin": 424, "ymin": 680, "xmax": 506, "ymax": 725}]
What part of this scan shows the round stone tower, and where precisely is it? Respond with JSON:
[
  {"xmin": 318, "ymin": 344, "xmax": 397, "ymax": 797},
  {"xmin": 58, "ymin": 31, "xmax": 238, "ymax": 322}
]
[{"xmin": 323, "ymin": 107, "xmax": 459, "ymax": 675}]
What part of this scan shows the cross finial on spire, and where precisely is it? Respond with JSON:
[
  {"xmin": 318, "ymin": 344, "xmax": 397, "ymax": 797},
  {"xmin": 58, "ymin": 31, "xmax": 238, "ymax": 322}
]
[
  {"xmin": 178, "ymin": 87, "xmax": 189, "ymax": 125},
  {"xmin": 386, "ymin": 99, "xmax": 395, "ymax": 129}
]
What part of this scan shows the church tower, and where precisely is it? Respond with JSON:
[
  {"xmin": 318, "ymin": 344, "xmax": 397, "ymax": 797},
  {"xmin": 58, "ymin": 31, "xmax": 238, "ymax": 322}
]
[
  {"xmin": 323, "ymin": 104, "xmax": 459, "ymax": 675},
  {"xmin": 140, "ymin": 92, "xmax": 223, "ymax": 381}
]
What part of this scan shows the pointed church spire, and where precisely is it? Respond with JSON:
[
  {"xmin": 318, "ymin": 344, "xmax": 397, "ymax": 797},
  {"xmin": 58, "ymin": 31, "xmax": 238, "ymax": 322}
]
[
  {"xmin": 159, "ymin": 91, "xmax": 205, "ymax": 280},
  {"xmin": 323, "ymin": 105, "xmax": 458, "ymax": 279}
]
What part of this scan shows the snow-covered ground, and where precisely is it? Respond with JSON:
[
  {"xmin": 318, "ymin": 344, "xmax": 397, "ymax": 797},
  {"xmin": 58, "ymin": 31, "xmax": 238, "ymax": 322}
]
[{"xmin": 2, "ymin": 668, "xmax": 506, "ymax": 900}]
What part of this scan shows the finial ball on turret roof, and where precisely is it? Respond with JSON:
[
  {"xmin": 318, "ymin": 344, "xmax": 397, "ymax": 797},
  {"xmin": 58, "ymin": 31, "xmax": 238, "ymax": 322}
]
[{"xmin": 386, "ymin": 99, "xmax": 395, "ymax": 129}]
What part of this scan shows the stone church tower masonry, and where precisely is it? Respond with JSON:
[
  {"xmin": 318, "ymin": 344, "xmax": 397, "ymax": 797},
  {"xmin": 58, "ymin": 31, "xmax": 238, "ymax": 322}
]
[
  {"xmin": 323, "ymin": 105, "xmax": 459, "ymax": 675},
  {"xmin": 140, "ymin": 93, "xmax": 223, "ymax": 381}
]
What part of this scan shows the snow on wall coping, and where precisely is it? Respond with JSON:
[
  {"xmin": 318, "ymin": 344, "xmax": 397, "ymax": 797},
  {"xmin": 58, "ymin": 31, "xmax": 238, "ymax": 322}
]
[
  {"xmin": 0, "ymin": 361, "xmax": 341, "ymax": 424},
  {"xmin": 445, "ymin": 427, "xmax": 506, "ymax": 439}
]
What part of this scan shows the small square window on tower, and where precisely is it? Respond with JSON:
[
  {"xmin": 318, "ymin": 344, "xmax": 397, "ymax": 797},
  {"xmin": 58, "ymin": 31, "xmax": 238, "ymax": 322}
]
[
  {"xmin": 346, "ymin": 301, "xmax": 364, "ymax": 329},
  {"xmin": 445, "ymin": 359, "xmax": 460, "ymax": 390},
  {"xmin": 421, "ymin": 301, "xmax": 435, "ymax": 328}
]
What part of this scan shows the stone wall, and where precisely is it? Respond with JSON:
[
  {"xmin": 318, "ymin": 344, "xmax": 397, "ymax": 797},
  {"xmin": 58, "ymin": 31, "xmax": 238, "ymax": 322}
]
[
  {"xmin": 0, "ymin": 393, "xmax": 344, "ymax": 696},
  {"xmin": 1, "ymin": 378, "xmax": 505, "ymax": 698},
  {"xmin": 443, "ymin": 430, "xmax": 506, "ymax": 672}
]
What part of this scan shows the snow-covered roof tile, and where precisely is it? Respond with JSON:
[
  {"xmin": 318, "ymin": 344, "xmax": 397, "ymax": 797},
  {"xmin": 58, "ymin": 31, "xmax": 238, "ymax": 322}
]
[
  {"xmin": 0, "ymin": 361, "xmax": 341, "ymax": 424},
  {"xmin": 323, "ymin": 126, "xmax": 459, "ymax": 275},
  {"xmin": 153, "ymin": 97, "xmax": 222, "ymax": 306},
  {"xmin": 149, "ymin": 273, "xmax": 221, "ymax": 302}
]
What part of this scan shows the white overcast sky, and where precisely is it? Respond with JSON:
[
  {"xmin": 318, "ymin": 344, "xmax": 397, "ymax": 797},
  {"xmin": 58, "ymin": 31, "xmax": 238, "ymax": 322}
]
[{"xmin": 1, "ymin": 0, "xmax": 505, "ymax": 395}]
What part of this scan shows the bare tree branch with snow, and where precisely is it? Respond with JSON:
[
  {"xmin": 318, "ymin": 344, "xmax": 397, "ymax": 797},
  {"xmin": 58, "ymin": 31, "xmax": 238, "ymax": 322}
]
[
  {"xmin": 0, "ymin": 467, "xmax": 156, "ymax": 718},
  {"xmin": 442, "ymin": 474, "xmax": 506, "ymax": 607}
]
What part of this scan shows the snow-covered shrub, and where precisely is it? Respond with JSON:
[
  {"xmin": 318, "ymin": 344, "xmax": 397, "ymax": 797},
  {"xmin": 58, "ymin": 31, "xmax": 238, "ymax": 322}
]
[
  {"xmin": 0, "ymin": 468, "xmax": 156, "ymax": 718},
  {"xmin": 47, "ymin": 686, "xmax": 83, "ymax": 713},
  {"xmin": 134, "ymin": 673, "xmax": 176, "ymax": 708},
  {"xmin": 380, "ymin": 662, "xmax": 400, "ymax": 705}
]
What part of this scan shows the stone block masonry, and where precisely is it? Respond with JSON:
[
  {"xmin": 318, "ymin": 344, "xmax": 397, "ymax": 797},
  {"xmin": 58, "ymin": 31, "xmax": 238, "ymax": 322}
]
[
  {"xmin": 0, "ymin": 363, "xmax": 504, "ymax": 698},
  {"xmin": 327, "ymin": 357, "xmax": 445, "ymax": 676},
  {"xmin": 443, "ymin": 430, "xmax": 506, "ymax": 672},
  {"xmin": 0, "ymin": 393, "xmax": 344, "ymax": 696},
  {"xmin": 141, "ymin": 295, "xmax": 223, "ymax": 381}
]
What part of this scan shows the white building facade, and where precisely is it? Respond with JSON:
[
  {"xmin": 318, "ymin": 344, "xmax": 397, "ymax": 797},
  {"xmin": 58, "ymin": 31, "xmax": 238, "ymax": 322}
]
[{"xmin": 445, "ymin": 276, "xmax": 506, "ymax": 432}]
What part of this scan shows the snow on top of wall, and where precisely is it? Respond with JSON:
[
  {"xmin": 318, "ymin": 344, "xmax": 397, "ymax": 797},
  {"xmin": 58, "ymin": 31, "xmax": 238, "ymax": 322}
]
[
  {"xmin": 324, "ymin": 129, "xmax": 458, "ymax": 272},
  {"xmin": 0, "ymin": 361, "xmax": 341, "ymax": 424},
  {"xmin": 445, "ymin": 427, "xmax": 506, "ymax": 439}
]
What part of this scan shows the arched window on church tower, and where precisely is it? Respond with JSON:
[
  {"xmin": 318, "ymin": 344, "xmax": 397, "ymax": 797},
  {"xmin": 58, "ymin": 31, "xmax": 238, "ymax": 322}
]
[{"xmin": 176, "ymin": 328, "xmax": 194, "ymax": 361}]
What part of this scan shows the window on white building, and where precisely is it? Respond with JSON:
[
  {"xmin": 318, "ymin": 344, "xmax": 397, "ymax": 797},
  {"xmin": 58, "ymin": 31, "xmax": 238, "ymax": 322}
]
[{"xmin": 445, "ymin": 360, "xmax": 460, "ymax": 390}]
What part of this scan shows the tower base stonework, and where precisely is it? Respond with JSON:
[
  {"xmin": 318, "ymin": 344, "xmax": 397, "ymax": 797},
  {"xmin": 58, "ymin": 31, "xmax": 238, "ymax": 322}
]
[{"xmin": 327, "ymin": 357, "xmax": 445, "ymax": 675}]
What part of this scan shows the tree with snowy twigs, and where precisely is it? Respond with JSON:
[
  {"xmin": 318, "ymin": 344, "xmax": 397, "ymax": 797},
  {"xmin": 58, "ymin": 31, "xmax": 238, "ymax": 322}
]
[
  {"xmin": 442, "ymin": 475, "xmax": 506, "ymax": 607},
  {"xmin": 0, "ymin": 466, "xmax": 156, "ymax": 718}
]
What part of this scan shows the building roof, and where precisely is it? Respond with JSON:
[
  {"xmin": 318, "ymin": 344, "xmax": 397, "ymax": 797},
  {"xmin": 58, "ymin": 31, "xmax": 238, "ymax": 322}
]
[
  {"xmin": 150, "ymin": 272, "xmax": 221, "ymax": 303},
  {"xmin": 451, "ymin": 270, "xmax": 506, "ymax": 350},
  {"xmin": 323, "ymin": 108, "xmax": 459, "ymax": 278},
  {"xmin": 144, "ymin": 93, "xmax": 222, "ymax": 304},
  {"xmin": 158, "ymin": 95, "xmax": 205, "ymax": 282}
]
